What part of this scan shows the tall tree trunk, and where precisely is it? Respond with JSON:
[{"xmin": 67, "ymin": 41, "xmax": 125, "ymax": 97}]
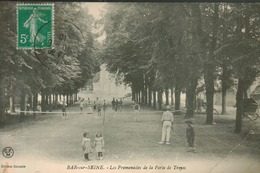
[
  {"xmin": 66, "ymin": 94, "xmax": 69, "ymax": 106},
  {"xmin": 171, "ymin": 88, "xmax": 174, "ymax": 106},
  {"xmin": 141, "ymin": 89, "xmax": 144, "ymax": 104},
  {"xmin": 175, "ymin": 86, "xmax": 181, "ymax": 110},
  {"xmin": 46, "ymin": 94, "xmax": 49, "ymax": 106},
  {"xmin": 0, "ymin": 75, "xmax": 5, "ymax": 126},
  {"xmin": 54, "ymin": 94, "xmax": 58, "ymax": 109},
  {"xmin": 20, "ymin": 91, "xmax": 26, "ymax": 121},
  {"xmin": 33, "ymin": 93, "xmax": 38, "ymax": 119},
  {"xmin": 153, "ymin": 90, "xmax": 156, "ymax": 109},
  {"xmin": 185, "ymin": 77, "xmax": 198, "ymax": 118},
  {"xmin": 205, "ymin": 4, "xmax": 219, "ymax": 125},
  {"xmin": 144, "ymin": 81, "xmax": 148, "ymax": 105},
  {"xmin": 205, "ymin": 71, "xmax": 214, "ymax": 124},
  {"xmin": 0, "ymin": 76, "xmax": 5, "ymax": 126},
  {"xmin": 41, "ymin": 91, "xmax": 46, "ymax": 113},
  {"xmin": 148, "ymin": 83, "xmax": 152, "ymax": 107},
  {"xmin": 49, "ymin": 94, "xmax": 52, "ymax": 112},
  {"xmin": 234, "ymin": 78, "xmax": 244, "ymax": 133},
  {"xmin": 52, "ymin": 94, "xmax": 55, "ymax": 109},
  {"xmin": 158, "ymin": 90, "xmax": 162, "ymax": 110},
  {"xmin": 221, "ymin": 64, "xmax": 227, "ymax": 114},
  {"xmin": 28, "ymin": 94, "xmax": 32, "ymax": 108},
  {"xmin": 131, "ymin": 85, "xmax": 135, "ymax": 101},
  {"xmin": 70, "ymin": 94, "xmax": 72, "ymax": 105},
  {"xmin": 9, "ymin": 96, "xmax": 15, "ymax": 113},
  {"xmin": 220, "ymin": 4, "xmax": 229, "ymax": 115},
  {"xmin": 138, "ymin": 91, "xmax": 141, "ymax": 103},
  {"xmin": 12, "ymin": 96, "xmax": 15, "ymax": 112},
  {"xmin": 165, "ymin": 88, "xmax": 169, "ymax": 106}
]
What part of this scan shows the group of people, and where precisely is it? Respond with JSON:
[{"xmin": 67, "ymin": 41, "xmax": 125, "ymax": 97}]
[
  {"xmin": 81, "ymin": 105, "xmax": 195, "ymax": 162},
  {"xmin": 158, "ymin": 105, "xmax": 196, "ymax": 153},
  {"xmin": 79, "ymin": 98, "xmax": 107, "ymax": 116},
  {"xmin": 111, "ymin": 98, "xmax": 123, "ymax": 111},
  {"xmin": 81, "ymin": 131, "xmax": 105, "ymax": 161}
]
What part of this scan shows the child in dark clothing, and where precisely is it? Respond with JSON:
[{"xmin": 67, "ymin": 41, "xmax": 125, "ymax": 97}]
[
  {"xmin": 97, "ymin": 105, "xmax": 101, "ymax": 116},
  {"xmin": 185, "ymin": 120, "xmax": 196, "ymax": 153}
]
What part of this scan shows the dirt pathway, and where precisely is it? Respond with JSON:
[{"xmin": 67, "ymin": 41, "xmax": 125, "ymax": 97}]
[{"xmin": 0, "ymin": 102, "xmax": 259, "ymax": 173}]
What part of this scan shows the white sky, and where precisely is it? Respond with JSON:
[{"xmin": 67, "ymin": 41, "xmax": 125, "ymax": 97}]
[
  {"xmin": 82, "ymin": 3, "xmax": 106, "ymax": 20},
  {"xmin": 82, "ymin": 3, "xmax": 107, "ymax": 42}
]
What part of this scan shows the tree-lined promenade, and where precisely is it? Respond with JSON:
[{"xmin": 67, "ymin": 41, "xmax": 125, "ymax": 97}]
[
  {"xmin": 100, "ymin": 3, "xmax": 260, "ymax": 133},
  {"xmin": 0, "ymin": 2, "xmax": 259, "ymax": 136},
  {"xmin": 0, "ymin": 3, "xmax": 100, "ymax": 123}
]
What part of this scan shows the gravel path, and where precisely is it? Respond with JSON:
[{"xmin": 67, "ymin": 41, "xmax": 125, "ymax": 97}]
[{"xmin": 1, "ymin": 101, "xmax": 259, "ymax": 173}]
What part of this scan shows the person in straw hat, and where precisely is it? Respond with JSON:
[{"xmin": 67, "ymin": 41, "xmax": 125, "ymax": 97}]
[{"xmin": 158, "ymin": 105, "xmax": 174, "ymax": 145}]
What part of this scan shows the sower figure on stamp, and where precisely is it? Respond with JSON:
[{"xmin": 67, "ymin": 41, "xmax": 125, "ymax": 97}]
[
  {"xmin": 158, "ymin": 105, "xmax": 174, "ymax": 145},
  {"xmin": 23, "ymin": 8, "xmax": 48, "ymax": 45},
  {"xmin": 185, "ymin": 120, "xmax": 196, "ymax": 152}
]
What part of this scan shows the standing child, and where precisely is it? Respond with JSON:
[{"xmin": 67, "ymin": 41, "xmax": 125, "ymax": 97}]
[
  {"xmin": 133, "ymin": 102, "xmax": 141, "ymax": 122},
  {"xmin": 93, "ymin": 132, "xmax": 105, "ymax": 160},
  {"xmin": 81, "ymin": 132, "xmax": 92, "ymax": 161},
  {"xmin": 185, "ymin": 120, "xmax": 196, "ymax": 153},
  {"xmin": 97, "ymin": 105, "xmax": 101, "ymax": 116},
  {"xmin": 61, "ymin": 99, "xmax": 67, "ymax": 117},
  {"xmin": 80, "ymin": 99, "xmax": 85, "ymax": 113}
]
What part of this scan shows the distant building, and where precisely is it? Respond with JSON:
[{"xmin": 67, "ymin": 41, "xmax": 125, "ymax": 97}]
[{"xmin": 92, "ymin": 64, "xmax": 131, "ymax": 100}]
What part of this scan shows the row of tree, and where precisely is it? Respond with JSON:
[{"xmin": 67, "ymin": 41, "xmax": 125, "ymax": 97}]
[
  {"xmin": 0, "ymin": 2, "xmax": 100, "ymax": 124},
  {"xmin": 100, "ymin": 3, "xmax": 260, "ymax": 133}
]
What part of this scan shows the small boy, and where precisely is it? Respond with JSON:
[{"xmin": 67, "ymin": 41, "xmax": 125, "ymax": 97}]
[
  {"xmin": 133, "ymin": 102, "xmax": 140, "ymax": 122},
  {"xmin": 61, "ymin": 99, "xmax": 67, "ymax": 117},
  {"xmin": 185, "ymin": 120, "xmax": 196, "ymax": 153}
]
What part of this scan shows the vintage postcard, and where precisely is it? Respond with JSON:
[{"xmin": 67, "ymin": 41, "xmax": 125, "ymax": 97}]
[{"xmin": 0, "ymin": 1, "xmax": 260, "ymax": 173}]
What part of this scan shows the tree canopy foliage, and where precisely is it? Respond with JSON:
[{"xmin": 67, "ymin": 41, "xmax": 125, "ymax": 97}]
[
  {"xmin": 0, "ymin": 2, "xmax": 100, "ymax": 123},
  {"xmin": 100, "ymin": 3, "xmax": 260, "ymax": 132}
]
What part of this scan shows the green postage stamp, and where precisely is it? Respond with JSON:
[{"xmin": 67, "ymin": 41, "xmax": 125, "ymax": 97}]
[{"xmin": 17, "ymin": 4, "xmax": 54, "ymax": 49}]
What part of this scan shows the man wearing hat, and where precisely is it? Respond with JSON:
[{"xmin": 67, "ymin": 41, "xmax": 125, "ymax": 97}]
[
  {"xmin": 158, "ymin": 105, "xmax": 174, "ymax": 145},
  {"xmin": 185, "ymin": 120, "xmax": 196, "ymax": 152}
]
